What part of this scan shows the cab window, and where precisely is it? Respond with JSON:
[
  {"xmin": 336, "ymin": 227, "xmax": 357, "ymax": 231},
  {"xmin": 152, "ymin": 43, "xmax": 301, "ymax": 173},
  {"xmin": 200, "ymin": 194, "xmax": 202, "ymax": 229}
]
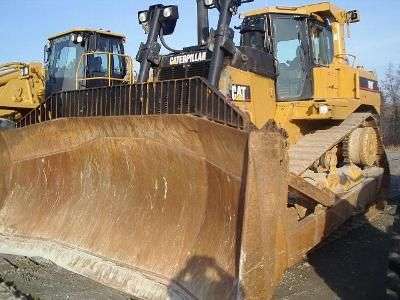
[
  {"xmin": 240, "ymin": 16, "xmax": 267, "ymax": 51},
  {"xmin": 309, "ymin": 23, "xmax": 334, "ymax": 65},
  {"xmin": 87, "ymin": 53, "xmax": 108, "ymax": 75},
  {"xmin": 110, "ymin": 39, "xmax": 125, "ymax": 77},
  {"xmin": 272, "ymin": 15, "xmax": 312, "ymax": 101}
]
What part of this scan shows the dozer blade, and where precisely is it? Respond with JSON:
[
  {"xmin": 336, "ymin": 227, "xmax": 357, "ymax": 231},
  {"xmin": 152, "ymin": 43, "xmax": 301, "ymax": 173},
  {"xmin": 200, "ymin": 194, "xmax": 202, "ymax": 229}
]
[{"xmin": 0, "ymin": 115, "xmax": 290, "ymax": 299}]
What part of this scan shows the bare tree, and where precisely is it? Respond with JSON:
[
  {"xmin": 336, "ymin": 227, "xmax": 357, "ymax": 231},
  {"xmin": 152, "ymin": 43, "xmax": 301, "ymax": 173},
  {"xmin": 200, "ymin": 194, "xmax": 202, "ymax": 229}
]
[{"xmin": 381, "ymin": 64, "xmax": 400, "ymax": 146}]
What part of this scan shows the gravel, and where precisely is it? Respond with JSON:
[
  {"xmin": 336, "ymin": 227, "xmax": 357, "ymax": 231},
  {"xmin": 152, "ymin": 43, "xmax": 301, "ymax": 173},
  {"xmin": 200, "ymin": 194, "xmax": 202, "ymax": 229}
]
[
  {"xmin": 274, "ymin": 149, "xmax": 400, "ymax": 300},
  {"xmin": 0, "ymin": 255, "xmax": 130, "ymax": 299}
]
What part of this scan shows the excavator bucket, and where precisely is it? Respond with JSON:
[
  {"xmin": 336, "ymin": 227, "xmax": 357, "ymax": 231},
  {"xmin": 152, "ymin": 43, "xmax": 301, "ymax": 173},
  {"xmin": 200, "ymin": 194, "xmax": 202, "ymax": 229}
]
[{"xmin": 0, "ymin": 111, "xmax": 290, "ymax": 299}]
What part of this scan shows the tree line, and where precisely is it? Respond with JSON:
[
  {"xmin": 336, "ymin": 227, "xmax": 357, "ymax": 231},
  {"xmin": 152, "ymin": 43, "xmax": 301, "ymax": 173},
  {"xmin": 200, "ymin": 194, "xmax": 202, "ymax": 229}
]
[{"xmin": 381, "ymin": 64, "xmax": 400, "ymax": 146}]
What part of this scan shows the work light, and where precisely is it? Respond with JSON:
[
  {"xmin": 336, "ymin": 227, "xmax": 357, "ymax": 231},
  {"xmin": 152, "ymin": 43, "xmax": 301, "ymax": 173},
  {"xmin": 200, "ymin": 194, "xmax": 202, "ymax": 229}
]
[
  {"xmin": 159, "ymin": 5, "xmax": 179, "ymax": 35},
  {"xmin": 204, "ymin": 0, "xmax": 214, "ymax": 7},
  {"xmin": 163, "ymin": 7, "xmax": 173, "ymax": 18},
  {"xmin": 138, "ymin": 11, "xmax": 149, "ymax": 24}
]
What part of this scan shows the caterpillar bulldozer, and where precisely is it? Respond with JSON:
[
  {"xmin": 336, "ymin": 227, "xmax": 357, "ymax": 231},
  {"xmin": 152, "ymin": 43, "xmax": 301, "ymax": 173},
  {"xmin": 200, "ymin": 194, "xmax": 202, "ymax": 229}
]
[
  {"xmin": 0, "ymin": 1, "xmax": 388, "ymax": 299},
  {"xmin": 0, "ymin": 28, "xmax": 133, "ymax": 123}
]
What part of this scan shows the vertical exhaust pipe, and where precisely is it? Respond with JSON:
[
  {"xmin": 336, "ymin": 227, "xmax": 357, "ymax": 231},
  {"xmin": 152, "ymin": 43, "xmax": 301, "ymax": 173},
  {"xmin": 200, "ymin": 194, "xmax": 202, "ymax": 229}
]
[
  {"xmin": 196, "ymin": 0, "xmax": 210, "ymax": 46},
  {"xmin": 207, "ymin": 0, "xmax": 253, "ymax": 87},
  {"xmin": 136, "ymin": 5, "xmax": 163, "ymax": 83},
  {"xmin": 208, "ymin": 0, "xmax": 233, "ymax": 87}
]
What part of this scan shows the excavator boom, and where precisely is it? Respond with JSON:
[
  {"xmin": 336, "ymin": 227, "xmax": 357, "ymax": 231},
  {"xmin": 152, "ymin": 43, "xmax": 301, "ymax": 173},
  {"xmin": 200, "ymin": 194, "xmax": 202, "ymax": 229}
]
[{"xmin": 0, "ymin": 62, "xmax": 44, "ymax": 119}]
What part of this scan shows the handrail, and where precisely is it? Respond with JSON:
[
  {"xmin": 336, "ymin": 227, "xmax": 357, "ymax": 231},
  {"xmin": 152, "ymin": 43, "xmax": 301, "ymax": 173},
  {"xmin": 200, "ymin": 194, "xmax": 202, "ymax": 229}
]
[
  {"xmin": 16, "ymin": 77, "xmax": 250, "ymax": 131},
  {"xmin": 335, "ymin": 53, "xmax": 357, "ymax": 67},
  {"xmin": 75, "ymin": 51, "xmax": 134, "ymax": 90},
  {"xmin": 0, "ymin": 62, "xmax": 28, "ymax": 77}
]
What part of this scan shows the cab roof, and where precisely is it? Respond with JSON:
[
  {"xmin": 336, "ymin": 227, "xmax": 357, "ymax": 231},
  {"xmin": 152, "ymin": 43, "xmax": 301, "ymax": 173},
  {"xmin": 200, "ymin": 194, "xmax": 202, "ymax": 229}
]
[
  {"xmin": 48, "ymin": 28, "xmax": 126, "ymax": 41},
  {"xmin": 242, "ymin": 2, "xmax": 348, "ymax": 23}
]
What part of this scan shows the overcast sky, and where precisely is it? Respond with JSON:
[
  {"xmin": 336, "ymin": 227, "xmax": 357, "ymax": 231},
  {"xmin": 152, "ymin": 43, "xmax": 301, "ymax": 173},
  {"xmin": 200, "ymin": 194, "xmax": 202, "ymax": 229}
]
[{"xmin": 1, "ymin": 0, "xmax": 399, "ymax": 78}]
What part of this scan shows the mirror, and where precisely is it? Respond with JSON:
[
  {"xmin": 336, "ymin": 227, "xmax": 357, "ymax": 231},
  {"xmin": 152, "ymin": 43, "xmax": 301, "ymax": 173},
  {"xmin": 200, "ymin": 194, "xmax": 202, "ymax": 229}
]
[
  {"xmin": 43, "ymin": 44, "xmax": 50, "ymax": 63},
  {"xmin": 346, "ymin": 10, "xmax": 360, "ymax": 23}
]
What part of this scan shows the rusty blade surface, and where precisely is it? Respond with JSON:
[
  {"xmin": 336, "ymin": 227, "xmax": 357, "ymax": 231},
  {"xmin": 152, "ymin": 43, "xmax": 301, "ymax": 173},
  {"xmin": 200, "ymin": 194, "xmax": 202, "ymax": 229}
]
[{"xmin": 0, "ymin": 115, "xmax": 249, "ymax": 299}]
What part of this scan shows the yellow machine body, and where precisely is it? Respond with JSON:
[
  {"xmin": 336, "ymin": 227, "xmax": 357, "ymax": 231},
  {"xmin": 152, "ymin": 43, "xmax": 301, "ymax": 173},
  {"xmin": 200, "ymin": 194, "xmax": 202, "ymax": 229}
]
[
  {"xmin": 0, "ymin": 2, "xmax": 388, "ymax": 300},
  {"xmin": 224, "ymin": 2, "xmax": 381, "ymax": 144},
  {"xmin": 0, "ymin": 62, "xmax": 44, "ymax": 119},
  {"xmin": 0, "ymin": 28, "xmax": 134, "ymax": 122}
]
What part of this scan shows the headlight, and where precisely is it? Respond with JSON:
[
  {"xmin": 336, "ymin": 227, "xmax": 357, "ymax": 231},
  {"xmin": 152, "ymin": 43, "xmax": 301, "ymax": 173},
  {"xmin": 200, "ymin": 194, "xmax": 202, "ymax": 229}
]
[
  {"xmin": 138, "ymin": 11, "xmax": 148, "ymax": 24},
  {"xmin": 319, "ymin": 104, "xmax": 330, "ymax": 115},
  {"xmin": 163, "ymin": 7, "xmax": 172, "ymax": 18},
  {"xmin": 204, "ymin": 0, "xmax": 214, "ymax": 7},
  {"xmin": 159, "ymin": 5, "xmax": 179, "ymax": 35},
  {"xmin": 76, "ymin": 35, "xmax": 83, "ymax": 43},
  {"xmin": 70, "ymin": 34, "xmax": 76, "ymax": 42}
]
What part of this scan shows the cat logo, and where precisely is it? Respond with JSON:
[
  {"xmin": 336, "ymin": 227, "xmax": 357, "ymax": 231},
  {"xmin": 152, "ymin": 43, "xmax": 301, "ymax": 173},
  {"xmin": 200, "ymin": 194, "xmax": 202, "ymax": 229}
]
[
  {"xmin": 359, "ymin": 77, "xmax": 379, "ymax": 92},
  {"xmin": 231, "ymin": 84, "xmax": 251, "ymax": 102}
]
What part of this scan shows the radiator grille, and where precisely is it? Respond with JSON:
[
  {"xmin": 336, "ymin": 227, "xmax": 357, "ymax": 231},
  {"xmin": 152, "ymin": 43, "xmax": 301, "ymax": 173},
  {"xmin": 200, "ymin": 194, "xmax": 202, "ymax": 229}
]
[{"xmin": 157, "ymin": 61, "xmax": 210, "ymax": 81}]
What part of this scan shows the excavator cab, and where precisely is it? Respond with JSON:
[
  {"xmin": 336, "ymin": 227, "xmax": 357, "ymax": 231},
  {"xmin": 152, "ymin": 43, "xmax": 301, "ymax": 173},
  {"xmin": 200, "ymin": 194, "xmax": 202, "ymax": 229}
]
[{"xmin": 45, "ymin": 29, "xmax": 133, "ymax": 97}]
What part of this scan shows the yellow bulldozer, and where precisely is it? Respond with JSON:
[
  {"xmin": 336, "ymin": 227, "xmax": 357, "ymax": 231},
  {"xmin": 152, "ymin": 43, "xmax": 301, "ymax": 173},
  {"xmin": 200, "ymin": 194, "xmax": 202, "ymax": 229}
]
[
  {"xmin": 0, "ymin": 28, "xmax": 133, "ymax": 123},
  {"xmin": 0, "ymin": 1, "xmax": 388, "ymax": 299}
]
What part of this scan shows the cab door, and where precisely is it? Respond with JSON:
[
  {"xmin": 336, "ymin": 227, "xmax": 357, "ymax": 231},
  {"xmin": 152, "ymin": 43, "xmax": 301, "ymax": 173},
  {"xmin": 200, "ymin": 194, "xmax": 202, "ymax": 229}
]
[
  {"xmin": 308, "ymin": 20, "xmax": 339, "ymax": 100},
  {"xmin": 271, "ymin": 15, "xmax": 313, "ymax": 101}
]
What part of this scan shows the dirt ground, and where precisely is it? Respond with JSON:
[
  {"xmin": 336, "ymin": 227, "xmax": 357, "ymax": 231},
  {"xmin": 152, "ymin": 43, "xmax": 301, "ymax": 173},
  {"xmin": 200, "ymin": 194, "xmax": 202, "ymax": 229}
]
[
  {"xmin": 274, "ymin": 149, "xmax": 400, "ymax": 300},
  {"xmin": 274, "ymin": 204, "xmax": 393, "ymax": 300},
  {"xmin": 0, "ymin": 150, "xmax": 399, "ymax": 300},
  {"xmin": 0, "ymin": 255, "xmax": 130, "ymax": 300}
]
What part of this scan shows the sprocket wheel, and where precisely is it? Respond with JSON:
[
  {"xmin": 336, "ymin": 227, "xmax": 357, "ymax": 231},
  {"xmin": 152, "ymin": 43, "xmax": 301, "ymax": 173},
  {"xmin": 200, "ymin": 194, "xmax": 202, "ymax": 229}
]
[{"xmin": 346, "ymin": 126, "xmax": 379, "ymax": 167}]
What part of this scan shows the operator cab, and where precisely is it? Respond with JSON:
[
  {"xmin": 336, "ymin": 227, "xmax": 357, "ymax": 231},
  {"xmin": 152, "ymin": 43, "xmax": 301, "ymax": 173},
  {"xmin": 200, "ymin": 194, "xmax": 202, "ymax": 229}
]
[
  {"xmin": 45, "ymin": 29, "xmax": 132, "ymax": 97},
  {"xmin": 137, "ymin": 1, "xmax": 358, "ymax": 103},
  {"xmin": 240, "ymin": 12, "xmax": 334, "ymax": 101}
]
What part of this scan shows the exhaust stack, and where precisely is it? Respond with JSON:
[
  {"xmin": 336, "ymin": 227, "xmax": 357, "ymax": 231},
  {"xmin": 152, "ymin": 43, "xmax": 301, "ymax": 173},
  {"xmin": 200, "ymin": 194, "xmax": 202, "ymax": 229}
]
[{"xmin": 196, "ymin": 0, "xmax": 210, "ymax": 46}]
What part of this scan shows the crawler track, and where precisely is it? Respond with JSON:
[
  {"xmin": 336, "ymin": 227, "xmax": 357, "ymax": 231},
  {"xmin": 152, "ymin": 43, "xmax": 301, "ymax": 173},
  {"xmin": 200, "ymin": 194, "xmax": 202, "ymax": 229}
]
[{"xmin": 288, "ymin": 112, "xmax": 382, "ymax": 176}]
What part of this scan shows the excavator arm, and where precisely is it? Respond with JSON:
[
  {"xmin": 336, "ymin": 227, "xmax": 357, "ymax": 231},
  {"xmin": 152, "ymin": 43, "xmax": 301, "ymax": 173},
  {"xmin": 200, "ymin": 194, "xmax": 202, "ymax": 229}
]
[{"xmin": 0, "ymin": 62, "xmax": 44, "ymax": 120}]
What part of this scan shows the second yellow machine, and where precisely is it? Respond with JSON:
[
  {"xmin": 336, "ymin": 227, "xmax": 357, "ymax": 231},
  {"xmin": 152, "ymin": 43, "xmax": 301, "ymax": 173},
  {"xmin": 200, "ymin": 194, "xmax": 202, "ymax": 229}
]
[
  {"xmin": 0, "ymin": 1, "xmax": 387, "ymax": 299},
  {"xmin": 0, "ymin": 28, "xmax": 133, "ymax": 122}
]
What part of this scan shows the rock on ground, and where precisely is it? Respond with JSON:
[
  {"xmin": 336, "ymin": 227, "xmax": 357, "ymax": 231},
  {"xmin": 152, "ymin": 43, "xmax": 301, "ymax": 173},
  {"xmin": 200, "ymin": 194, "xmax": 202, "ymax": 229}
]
[{"xmin": 274, "ymin": 148, "xmax": 400, "ymax": 300}]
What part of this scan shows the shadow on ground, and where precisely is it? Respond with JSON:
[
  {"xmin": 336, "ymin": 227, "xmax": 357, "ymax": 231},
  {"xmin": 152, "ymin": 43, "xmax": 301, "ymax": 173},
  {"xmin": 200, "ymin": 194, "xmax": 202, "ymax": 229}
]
[{"xmin": 275, "ymin": 154, "xmax": 400, "ymax": 300}]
